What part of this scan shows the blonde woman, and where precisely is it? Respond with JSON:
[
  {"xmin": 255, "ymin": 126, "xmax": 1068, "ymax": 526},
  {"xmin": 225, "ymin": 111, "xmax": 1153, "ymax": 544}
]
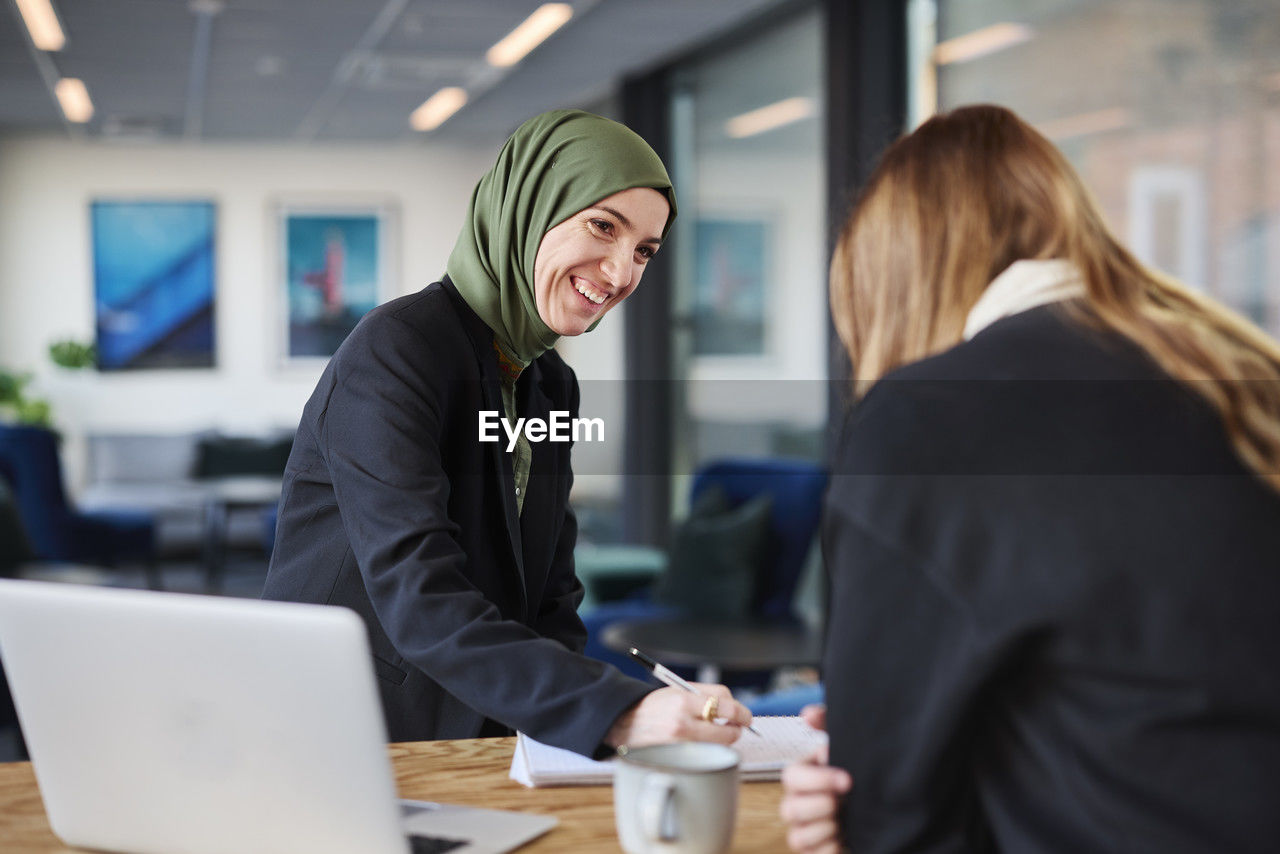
[{"xmin": 782, "ymin": 105, "xmax": 1280, "ymax": 852}]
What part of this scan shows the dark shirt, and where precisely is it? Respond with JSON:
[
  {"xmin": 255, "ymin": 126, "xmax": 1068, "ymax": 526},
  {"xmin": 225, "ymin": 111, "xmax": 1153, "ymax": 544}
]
[{"xmin": 824, "ymin": 304, "xmax": 1280, "ymax": 852}]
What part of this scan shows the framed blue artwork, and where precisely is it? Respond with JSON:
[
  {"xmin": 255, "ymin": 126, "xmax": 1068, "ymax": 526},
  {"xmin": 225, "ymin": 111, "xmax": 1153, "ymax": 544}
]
[
  {"xmin": 91, "ymin": 200, "xmax": 216, "ymax": 370},
  {"xmin": 277, "ymin": 201, "xmax": 394, "ymax": 363}
]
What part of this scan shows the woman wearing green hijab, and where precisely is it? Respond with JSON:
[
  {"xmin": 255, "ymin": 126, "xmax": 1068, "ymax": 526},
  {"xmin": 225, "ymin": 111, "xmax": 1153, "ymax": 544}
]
[{"xmin": 263, "ymin": 110, "xmax": 751, "ymax": 756}]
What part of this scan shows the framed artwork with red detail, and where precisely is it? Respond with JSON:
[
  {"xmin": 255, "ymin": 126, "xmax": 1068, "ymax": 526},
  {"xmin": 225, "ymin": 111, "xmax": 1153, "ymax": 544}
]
[
  {"xmin": 275, "ymin": 199, "xmax": 396, "ymax": 364},
  {"xmin": 691, "ymin": 214, "xmax": 770, "ymax": 358}
]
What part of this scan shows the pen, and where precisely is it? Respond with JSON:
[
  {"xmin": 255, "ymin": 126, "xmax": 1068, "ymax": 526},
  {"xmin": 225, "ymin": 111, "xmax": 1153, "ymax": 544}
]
[{"xmin": 627, "ymin": 647, "xmax": 761, "ymax": 737}]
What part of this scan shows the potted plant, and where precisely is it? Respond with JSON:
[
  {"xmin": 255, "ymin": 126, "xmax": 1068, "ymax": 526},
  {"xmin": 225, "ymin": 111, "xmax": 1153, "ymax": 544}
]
[
  {"xmin": 0, "ymin": 369, "xmax": 52, "ymax": 428},
  {"xmin": 48, "ymin": 339, "xmax": 96, "ymax": 370}
]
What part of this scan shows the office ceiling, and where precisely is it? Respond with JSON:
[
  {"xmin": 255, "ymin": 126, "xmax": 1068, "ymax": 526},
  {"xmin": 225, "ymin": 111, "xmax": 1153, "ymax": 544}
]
[{"xmin": 0, "ymin": 0, "xmax": 788, "ymax": 144}]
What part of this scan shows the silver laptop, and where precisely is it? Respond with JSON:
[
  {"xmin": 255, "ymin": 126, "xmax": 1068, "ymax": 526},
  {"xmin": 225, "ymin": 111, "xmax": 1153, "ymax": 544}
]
[{"xmin": 0, "ymin": 579, "xmax": 556, "ymax": 854}]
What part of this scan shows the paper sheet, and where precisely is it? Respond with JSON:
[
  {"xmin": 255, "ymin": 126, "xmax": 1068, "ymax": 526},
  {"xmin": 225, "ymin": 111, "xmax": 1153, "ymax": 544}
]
[{"xmin": 508, "ymin": 716, "xmax": 827, "ymax": 787}]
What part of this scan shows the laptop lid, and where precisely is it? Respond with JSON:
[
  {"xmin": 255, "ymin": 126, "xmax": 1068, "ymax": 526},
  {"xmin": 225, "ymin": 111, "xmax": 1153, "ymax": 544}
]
[{"xmin": 0, "ymin": 579, "xmax": 414, "ymax": 854}]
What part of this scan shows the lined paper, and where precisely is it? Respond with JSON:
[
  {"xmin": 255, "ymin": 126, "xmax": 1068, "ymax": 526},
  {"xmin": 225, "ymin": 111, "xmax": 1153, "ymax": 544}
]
[{"xmin": 509, "ymin": 716, "xmax": 827, "ymax": 787}]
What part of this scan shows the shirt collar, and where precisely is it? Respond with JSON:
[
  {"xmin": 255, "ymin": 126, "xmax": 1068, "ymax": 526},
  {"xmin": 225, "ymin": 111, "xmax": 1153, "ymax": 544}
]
[{"xmin": 963, "ymin": 259, "xmax": 1087, "ymax": 340}]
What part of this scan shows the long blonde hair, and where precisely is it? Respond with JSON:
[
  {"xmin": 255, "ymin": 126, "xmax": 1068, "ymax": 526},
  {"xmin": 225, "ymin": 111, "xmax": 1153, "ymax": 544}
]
[{"xmin": 830, "ymin": 104, "xmax": 1280, "ymax": 489}]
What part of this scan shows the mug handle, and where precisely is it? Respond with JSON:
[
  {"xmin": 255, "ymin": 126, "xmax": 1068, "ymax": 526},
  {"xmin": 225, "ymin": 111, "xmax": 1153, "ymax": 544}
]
[{"xmin": 639, "ymin": 772, "xmax": 679, "ymax": 844}]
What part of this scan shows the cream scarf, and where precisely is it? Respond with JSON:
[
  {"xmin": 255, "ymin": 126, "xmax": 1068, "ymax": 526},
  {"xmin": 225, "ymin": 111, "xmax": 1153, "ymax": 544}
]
[{"xmin": 963, "ymin": 259, "xmax": 1087, "ymax": 340}]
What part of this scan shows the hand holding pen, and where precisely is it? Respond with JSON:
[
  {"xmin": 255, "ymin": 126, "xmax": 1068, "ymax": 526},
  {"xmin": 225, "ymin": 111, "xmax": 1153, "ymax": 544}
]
[
  {"xmin": 628, "ymin": 647, "xmax": 761, "ymax": 738},
  {"xmin": 602, "ymin": 649, "xmax": 757, "ymax": 750}
]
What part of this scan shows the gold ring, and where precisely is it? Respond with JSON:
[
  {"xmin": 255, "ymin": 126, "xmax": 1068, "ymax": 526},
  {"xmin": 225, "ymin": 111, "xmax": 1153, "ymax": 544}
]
[{"xmin": 700, "ymin": 696, "xmax": 720, "ymax": 722}]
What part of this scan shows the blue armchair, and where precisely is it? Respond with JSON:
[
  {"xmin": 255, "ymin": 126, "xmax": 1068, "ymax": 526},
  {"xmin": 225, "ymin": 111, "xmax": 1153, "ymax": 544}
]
[
  {"xmin": 0, "ymin": 425, "xmax": 160, "ymax": 589},
  {"xmin": 581, "ymin": 457, "xmax": 828, "ymax": 684}
]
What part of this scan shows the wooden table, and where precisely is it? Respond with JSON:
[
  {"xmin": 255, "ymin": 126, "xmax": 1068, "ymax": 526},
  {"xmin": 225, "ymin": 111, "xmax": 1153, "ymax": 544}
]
[{"xmin": 0, "ymin": 737, "xmax": 787, "ymax": 853}]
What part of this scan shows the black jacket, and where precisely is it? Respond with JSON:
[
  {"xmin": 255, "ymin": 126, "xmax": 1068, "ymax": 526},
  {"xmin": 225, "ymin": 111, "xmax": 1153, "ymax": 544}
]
[
  {"xmin": 824, "ymin": 305, "xmax": 1280, "ymax": 852},
  {"xmin": 263, "ymin": 279, "xmax": 652, "ymax": 755}
]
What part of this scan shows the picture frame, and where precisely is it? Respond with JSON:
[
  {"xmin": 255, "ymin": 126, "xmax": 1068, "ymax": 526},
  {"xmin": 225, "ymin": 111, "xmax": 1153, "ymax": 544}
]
[
  {"xmin": 1127, "ymin": 166, "xmax": 1207, "ymax": 290},
  {"xmin": 91, "ymin": 199, "xmax": 217, "ymax": 371},
  {"xmin": 691, "ymin": 214, "xmax": 771, "ymax": 359},
  {"xmin": 274, "ymin": 199, "xmax": 397, "ymax": 366}
]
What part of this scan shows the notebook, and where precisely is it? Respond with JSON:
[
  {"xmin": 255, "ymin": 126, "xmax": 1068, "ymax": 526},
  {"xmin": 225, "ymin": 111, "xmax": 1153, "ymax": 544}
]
[
  {"xmin": 0, "ymin": 579, "xmax": 556, "ymax": 854},
  {"xmin": 509, "ymin": 715, "xmax": 827, "ymax": 787}
]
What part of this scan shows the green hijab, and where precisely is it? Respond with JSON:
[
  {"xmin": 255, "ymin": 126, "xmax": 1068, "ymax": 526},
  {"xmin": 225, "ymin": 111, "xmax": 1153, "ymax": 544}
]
[{"xmin": 445, "ymin": 109, "xmax": 677, "ymax": 367}]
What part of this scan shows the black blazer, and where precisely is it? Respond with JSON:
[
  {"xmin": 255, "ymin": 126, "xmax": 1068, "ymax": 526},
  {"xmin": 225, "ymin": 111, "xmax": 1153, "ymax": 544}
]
[
  {"xmin": 824, "ymin": 305, "xmax": 1280, "ymax": 852},
  {"xmin": 262, "ymin": 279, "xmax": 651, "ymax": 755}
]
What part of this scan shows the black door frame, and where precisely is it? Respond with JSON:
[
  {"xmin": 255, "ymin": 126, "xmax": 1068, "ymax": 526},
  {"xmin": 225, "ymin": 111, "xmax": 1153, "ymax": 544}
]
[{"xmin": 618, "ymin": 0, "xmax": 909, "ymax": 546}]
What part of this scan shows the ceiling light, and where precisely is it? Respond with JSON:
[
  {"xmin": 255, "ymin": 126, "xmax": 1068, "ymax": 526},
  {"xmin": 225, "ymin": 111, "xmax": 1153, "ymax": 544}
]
[
  {"xmin": 933, "ymin": 22, "xmax": 1033, "ymax": 65},
  {"xmin": 410, "ymin": 87, "xmax": 467, "ymax": 132},
  {"xmin": 486, "ymin": 3, "xmax": 573, "ymax": 68},
  {"xmin": 1036, "ymin": 107, "xmax": 1129, "ymax": 140},
  {"xmin": 15, "ymin": 0, "xmax": 66, "ymax": 51},
  {"xmin": 725, "ymin": 97, "xmax": 816, "ymax": 139},
  {"xmin": 54, "ymin": 78, "xmax": 93, "ymax": 123}
]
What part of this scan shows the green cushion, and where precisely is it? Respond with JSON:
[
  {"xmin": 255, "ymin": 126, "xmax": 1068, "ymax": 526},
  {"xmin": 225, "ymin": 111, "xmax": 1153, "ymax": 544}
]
[{"xmin": 654, "ymin": 486, "xmax": 773, "ymax": 620}]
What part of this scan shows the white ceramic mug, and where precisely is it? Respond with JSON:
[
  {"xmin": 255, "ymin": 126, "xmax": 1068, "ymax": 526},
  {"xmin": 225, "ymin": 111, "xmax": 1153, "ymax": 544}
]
[{"xmin": 613, "ymin": 742, "xmax": 740, "ymax": 854}]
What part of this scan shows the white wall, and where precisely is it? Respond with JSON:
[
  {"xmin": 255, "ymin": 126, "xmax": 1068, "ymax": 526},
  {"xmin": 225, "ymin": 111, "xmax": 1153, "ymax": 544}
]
[
  {"xmin": 557, "ymin": 297, "xmax": 629, "ymax": 500},
  {"xmin": 0, "ymin": 134, "xmax": 497, "ymax": 488}
]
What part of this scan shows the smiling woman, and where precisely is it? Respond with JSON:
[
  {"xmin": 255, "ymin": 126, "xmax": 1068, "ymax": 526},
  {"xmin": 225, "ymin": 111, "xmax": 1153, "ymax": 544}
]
[
  {"xmin": 533, "ymin": 187, "xmax": 669, "ymax": 336},
  {"xmin": 262, "ymin": 110, "xmax": 757, "ymax": 759}
]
